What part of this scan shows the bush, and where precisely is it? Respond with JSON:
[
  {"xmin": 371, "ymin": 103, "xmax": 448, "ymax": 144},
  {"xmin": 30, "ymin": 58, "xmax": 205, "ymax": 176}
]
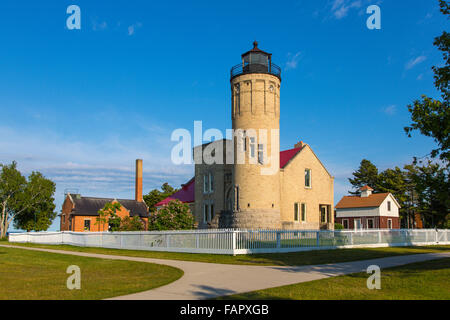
[
  {"xmin": 148, "ymin": 200, "xmax": 194, "ymax": 231},
  {"xmin": 334, "ymin": 223, "xmax": 344, "ymax": 230},
  {"xmin": 120, "ymin": 216, "xmax": 145, "ymax": 231}
]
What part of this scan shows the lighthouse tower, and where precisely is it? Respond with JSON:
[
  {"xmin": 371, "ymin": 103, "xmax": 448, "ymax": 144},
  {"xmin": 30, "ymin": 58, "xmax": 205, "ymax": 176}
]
[{"xmin": 230, "ymin": 41, "xmax": 282, "ymax": 229}]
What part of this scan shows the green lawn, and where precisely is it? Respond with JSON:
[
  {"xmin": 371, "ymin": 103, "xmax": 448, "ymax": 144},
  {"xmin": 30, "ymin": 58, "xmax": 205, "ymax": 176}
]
[
  {"xmin": 219, "ymin": 258, "xmax": 450, "ymax": 300},
  {"xmin": 0, "ymin": 246, "xmax": 183, "ymax": 300},
  {"xmin": 4, "ymin": 241, "xmax": 450, "ymax": 266}
]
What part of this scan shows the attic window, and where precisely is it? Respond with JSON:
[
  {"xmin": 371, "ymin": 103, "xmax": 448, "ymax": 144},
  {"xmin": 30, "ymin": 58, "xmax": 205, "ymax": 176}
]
[{"xmin": 387, "ymin": 201, "xmax": 391, "ymax": 211}]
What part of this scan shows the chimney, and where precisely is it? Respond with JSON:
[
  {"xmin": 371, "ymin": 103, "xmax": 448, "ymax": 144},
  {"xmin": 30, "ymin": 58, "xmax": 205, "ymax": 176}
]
[
  {"xmin": 294, "ymin": 141, "xmax": 305, "ymax": 149},
  {"xmin": 135, "ymin": 159, "xmax": 143, "ymax": 202}
]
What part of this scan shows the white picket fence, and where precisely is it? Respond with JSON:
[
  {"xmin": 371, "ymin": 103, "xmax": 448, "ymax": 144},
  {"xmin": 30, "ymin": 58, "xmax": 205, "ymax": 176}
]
[{"xmin": 8, "ymin": 228, "xmax": 450, "ymax": 255}]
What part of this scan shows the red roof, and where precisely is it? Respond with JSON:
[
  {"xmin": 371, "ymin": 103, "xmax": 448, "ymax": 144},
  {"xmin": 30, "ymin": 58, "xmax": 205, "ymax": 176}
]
[
  {"xmin": 155, "ymin": 177, "xmax": 195, "ymax": 207},
  {"xmin": 280, "ymin": 147, "xmax": 302, "ymax": 168},
  {"xmin": 360, "ymin": 185, "xmax": 374, "ymax": 191}
]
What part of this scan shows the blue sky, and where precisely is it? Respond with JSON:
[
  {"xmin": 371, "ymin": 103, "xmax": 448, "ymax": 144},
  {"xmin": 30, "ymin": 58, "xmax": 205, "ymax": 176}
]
[{"xmin": 0, "ymin": 1, "xmax": 447, "ymax": 231}]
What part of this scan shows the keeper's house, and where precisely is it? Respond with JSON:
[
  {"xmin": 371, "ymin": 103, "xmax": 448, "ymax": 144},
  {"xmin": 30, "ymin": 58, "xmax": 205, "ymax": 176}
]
[{"xmin": 335, "ymin": 186, "xmax": 401, "ymax": 230}]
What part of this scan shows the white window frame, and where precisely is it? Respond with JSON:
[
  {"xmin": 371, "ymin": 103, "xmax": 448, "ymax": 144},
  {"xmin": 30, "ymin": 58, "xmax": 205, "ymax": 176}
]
[
  {"xmin": 387, "ymin": 201, "xmax": 391, "ymax": 211},
  {"xmin": 258, "ymin": 144, "xmax": 264, "ymax": 164},
  {"xmin": 301, "ymin": 203, "xmax": 307, "ymax": 222},
  {"xmin": 342, "ymin": 219, "xmax": 349, "ymax": 229},
  {"xmin": 249, "ymin": 137, "xmax": 256, "ymax": 158},
  {"xmin": 203, "ymin": 203, "xmax": 209, "ymax": 223},
  {"xmin": 305, "ymin": 169, "xmax": 312, "ymax": 188},
  {"xmin": 354, "ymin": 218, "xmax": 362, "ymax": 230},
  {"xmin": 387, "ymin": 218, "xmax": 393, "ymax": 229},
  {"xmin": 209, "ymin": 172, "xmax": 214, "ymax": 193},
  {"xmin": 203, "ymin": 174, "xmax": 209, "ymax": 194}
]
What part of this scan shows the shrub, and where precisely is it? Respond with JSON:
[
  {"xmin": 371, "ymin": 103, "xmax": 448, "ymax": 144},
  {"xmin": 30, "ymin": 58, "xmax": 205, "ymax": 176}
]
[
  {"xmin": 148, "ymin": 200, "xmax": 194, "ymax": 231},
  {"xmin": 334, "ymin": 223, "xmax": 344, "ymax": 230},
  {"xmin": 120, "ymin": 216, "xmax": 145, "ymax": 231}
]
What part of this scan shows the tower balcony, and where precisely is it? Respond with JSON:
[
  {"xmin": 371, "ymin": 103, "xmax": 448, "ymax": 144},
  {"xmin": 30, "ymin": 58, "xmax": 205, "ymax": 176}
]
[{"xmin": 230, "ymin": 62, "xmax": 281, "ymax": 80}]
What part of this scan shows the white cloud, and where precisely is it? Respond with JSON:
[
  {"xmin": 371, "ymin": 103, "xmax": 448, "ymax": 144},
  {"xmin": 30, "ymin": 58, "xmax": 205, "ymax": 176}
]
[
  {"xmin": 92, "ymin": 20, "xmax": 107, "ymax": 31},
  {"xmin": 285, "ymin": 52, "xmax": 302, "ymax": 70},
  {"xmin": 330, "ymin": 0, "xmax": 365, "ymax": 19},
  {"xmin": 128, "ymin": 22, "xmax": 143, "ymax": 36},
  {"xmin": 405, "ymin": 55, "xmax": 426, "ymax": 70},
  {"xmin": 382, "ymin": 105, "xmax": 397, "ymax": 116}
]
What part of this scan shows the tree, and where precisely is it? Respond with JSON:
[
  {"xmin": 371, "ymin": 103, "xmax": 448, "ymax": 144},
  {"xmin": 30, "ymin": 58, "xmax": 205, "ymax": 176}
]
[
  {"xmin": 148, "ymin": 200, "xmax": 194, "ymax": 231},
  {"xmin": 404, "ymin": 161, "xmax": 450, "ymax": 228},
  {"xmin": 96, "ymin": 202, "xmax": 122, "ymax": 232},
  {"xmin": 120, "ymin": 216, "xmax": 145, "ymax": 231},
  {"xmin": 404, "ymin": 0, "xmax": 450, "ymax": 164},
  {"xmin": 143, "ymin": 183, "xmax": 178, "ymax": 212},
  {"xmin": 348, "ymin": 159, "xmax": 379, "ymax": 193},
  {"xmin": 0, "ymin": 162, "xmax": 56, "ymax": 238}
]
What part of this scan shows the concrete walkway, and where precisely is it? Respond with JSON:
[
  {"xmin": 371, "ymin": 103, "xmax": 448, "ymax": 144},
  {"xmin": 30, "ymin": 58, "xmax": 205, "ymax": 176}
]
[{"xmin": 1, "ymin": 244, "xmax": 449, "ymax": 300}]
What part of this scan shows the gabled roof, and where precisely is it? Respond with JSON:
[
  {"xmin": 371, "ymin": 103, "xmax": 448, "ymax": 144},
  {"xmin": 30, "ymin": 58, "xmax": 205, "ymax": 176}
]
[
  {"xmin": 360, "ymin": 185, "xmax": 374, "ymax": 191},
  {"xmin": 280, "ymin": 147, "xmax": 302, "ymax": 168},
  {"xmin": 69, "ymin": 195, "xmax": 149, "ymax": 217},
  {"xmin": 155, "ymin": 177, "xmax": 195, "ymax": 207},
  {"xmin": 335, "ymin": 193, "xmax": 392, "ymax": 209}
]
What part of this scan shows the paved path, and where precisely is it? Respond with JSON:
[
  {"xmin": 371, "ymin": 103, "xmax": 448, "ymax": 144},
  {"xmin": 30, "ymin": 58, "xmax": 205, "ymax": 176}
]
[{"xmin": 1, "ymin": 244, "xmax": 449, "ymax": 300}]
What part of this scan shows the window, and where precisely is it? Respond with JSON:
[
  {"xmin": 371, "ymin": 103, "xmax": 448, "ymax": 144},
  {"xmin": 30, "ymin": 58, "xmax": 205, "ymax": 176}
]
[
  {"xmin": 387, "ymin": 201, "xmax": 391, "ymax": 211},
  {"xmin": 258, "ymin": 144, "xmax": 264, "ymax": 164},
  {"xmin": 301, "ymin": 203, "xmax": 307, "ymax": 222},
  {"xmin": 367, "ymin": 218, "xmax": 374, "ymax": 229},
  {"xmin": 210, "ymin": 203, "xmax": 215, "ymax": 221},
  {"xmin": 388, "ymin": 219, "xmax": 393, "ymax": 229},
  {"xmin": 343, "ymin": 219, "xmax": 349, "ymax": 229},
  {"xmin": 250, "ymin": 137, "xmax": 256, "ymax": 158},
  {"xmin": 62, "ymin": 214, "xmax": 65, "ymax": 224},
  {"xmin": 209, "ymin": 173, "xmax": 214, "ymax": 193},
  {"xmin": 294, "ymin": 203, "xmax": 299, "ymax": 221},
  {"xmin": 203, "ymin": 204, "xmax": 209, "ymax": 223},
  {"xmin": 84, "ymin": 220, "xmax": 90, "ymax": 231},
  {"xmin": 320, "ymin": 205, "xmax": 327, "ymax": 223},
  {"xmin": 354, "ymin": 219, "xmax": 362, "ymax": 230},
  {"xmin": 203, "ymin": 174, "xmax": 209, "ymax": 194},
  {"xmin": 243, "ymin": 131, "xmax": 247, "ymax": 151},
  {"xmin": 305, "ymin": 169, "xmax": 311, "ymax": 188}
]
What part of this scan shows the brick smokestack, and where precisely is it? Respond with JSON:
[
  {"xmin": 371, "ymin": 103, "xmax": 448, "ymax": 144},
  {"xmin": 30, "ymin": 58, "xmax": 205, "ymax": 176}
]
[{"xmin": 135, "ymin": 159, "xmax": 143, "ymax": 202}]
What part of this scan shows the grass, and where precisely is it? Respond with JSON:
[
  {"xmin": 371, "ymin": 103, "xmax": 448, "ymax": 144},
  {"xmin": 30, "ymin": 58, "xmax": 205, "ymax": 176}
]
[
  {"xmin": 218, "ymin": 258, "xmax": 450, "ymax": 300},
  {"xmin": 0, "ymin": 246, "xmax": 183, "ymax": 300},
  {"xmin": 4, "ymin": 241, "xmax": 450, "ymax": 266}
]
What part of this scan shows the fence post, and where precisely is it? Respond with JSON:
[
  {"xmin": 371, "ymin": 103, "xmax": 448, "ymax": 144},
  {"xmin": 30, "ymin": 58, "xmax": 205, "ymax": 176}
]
[
  {"xmin": 378, "ymin": 230, "xmax": 382, "ymax": 244},
  {"xmin": 232, "ymin": 231, "xmax": 237, "ymax": 256},
  {"xmin": 316, "ymin": 231, "xmax": 320, "ymax": 247},
  {"xmin": 435, "ymin": 229, "xmax": 438, "ymax": 244},
  {"xmin": 349, "ymin": 232, "xmax": 353, "ymax": 246},
  {"xmin": 196, "ymin": 233, "xmax": 199, "ymax": 249},
  {"xmin": 276, "ymin": 231, "xmax": 281, "ymax": 249},
  {"xmin": 167, "ymin": 234, "xmax": 171, "ymax": 249}
]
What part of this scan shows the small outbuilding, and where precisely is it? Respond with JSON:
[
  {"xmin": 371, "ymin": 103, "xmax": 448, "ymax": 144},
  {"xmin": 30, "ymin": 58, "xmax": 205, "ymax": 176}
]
[{"xmin": 335, "ymin": 186, "xmax": 401, "ymax": 230}]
